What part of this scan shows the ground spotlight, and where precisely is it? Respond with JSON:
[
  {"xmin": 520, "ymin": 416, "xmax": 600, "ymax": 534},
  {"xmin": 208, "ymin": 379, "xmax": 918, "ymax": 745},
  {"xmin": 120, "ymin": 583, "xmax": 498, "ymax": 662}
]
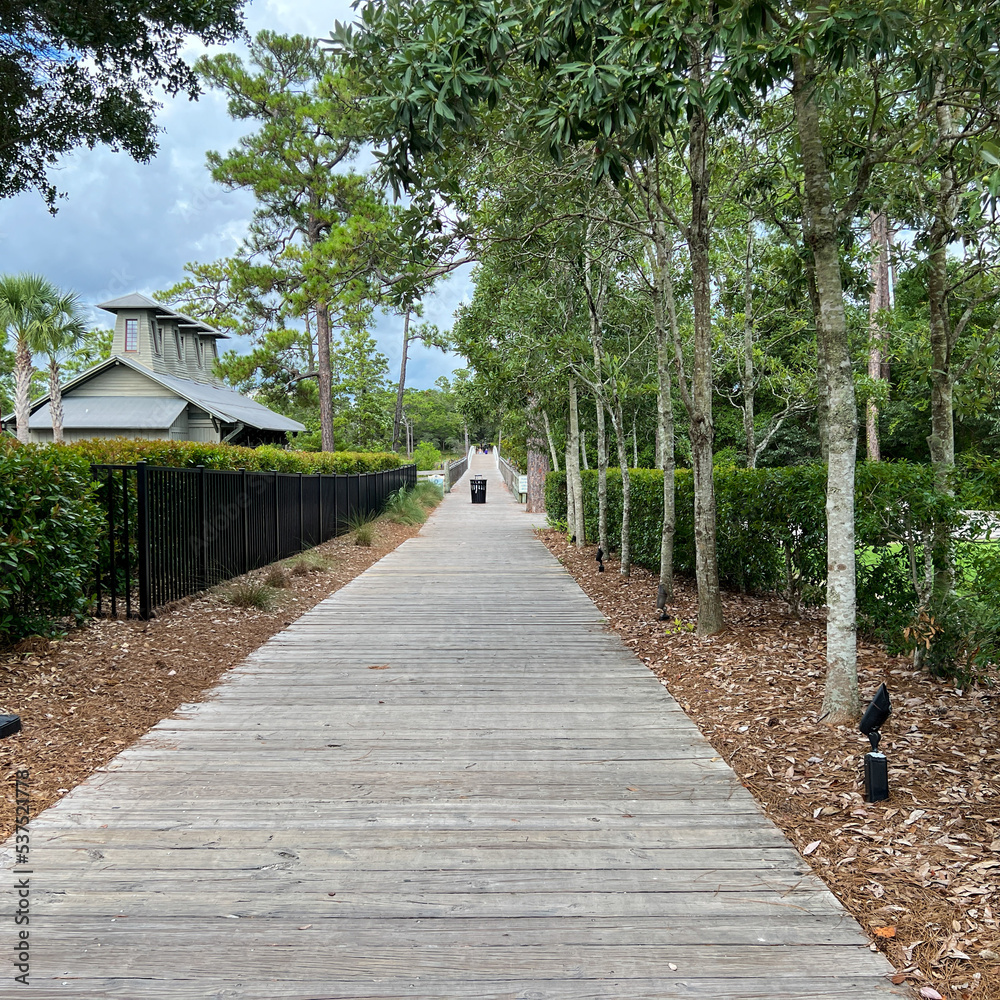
[
  {"xmin": 859, "ymin": 684, "xmax": 891, "ymax": 803},
  {"xmin": 0, "ymin": 714, "xmax": 22, "ymax": 739}
]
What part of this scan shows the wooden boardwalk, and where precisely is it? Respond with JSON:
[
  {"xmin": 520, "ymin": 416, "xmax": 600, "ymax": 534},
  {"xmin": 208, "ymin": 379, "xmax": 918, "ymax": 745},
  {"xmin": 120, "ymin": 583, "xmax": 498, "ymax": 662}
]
[{"xmin": 4, "ymin": 454, "xmax": 901, "ymax": 998}]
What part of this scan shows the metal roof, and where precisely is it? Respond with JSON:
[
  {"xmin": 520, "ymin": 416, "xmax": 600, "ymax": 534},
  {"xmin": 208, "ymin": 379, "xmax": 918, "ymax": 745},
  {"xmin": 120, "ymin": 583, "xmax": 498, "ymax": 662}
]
[
  {"xmin": 3, "ymin": 356, "xmax": 306, "ymax": 434},
  {"xmin": 28, "ymin": 396, "xmax": 188, "ymax": 429},
  {"xmin": 152, "ymin": 368, "xmax": 306, "ymax": 433},
  {"xmin": 96, "ymin": 293, "xmax": 230, "ymax": 339}
]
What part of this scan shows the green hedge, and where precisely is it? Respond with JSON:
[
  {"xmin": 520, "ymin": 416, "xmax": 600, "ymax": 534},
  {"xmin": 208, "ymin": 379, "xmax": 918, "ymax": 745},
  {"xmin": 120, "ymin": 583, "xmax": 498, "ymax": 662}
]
[
  {"xmin": 0, "ymin": 441, "xmax": 103, "ymax": 642},
  {"xmin": 61, "ymin": 438, "xmax": 404, "ymax": 474},
  {"xmin": 547, "ymin": 461, "xmax": 1000, "ymax": 661}
]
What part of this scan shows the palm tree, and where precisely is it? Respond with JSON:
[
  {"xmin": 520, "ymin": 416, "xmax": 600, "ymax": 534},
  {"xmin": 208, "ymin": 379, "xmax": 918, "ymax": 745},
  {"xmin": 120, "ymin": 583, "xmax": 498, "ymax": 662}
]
[
  {"xmin": 32, "ymin": 293, "xmax": 86, "ymax": 444},
  {"xmin": 0, "ymin": 274, "xmax": 56, "ymax": 443}
]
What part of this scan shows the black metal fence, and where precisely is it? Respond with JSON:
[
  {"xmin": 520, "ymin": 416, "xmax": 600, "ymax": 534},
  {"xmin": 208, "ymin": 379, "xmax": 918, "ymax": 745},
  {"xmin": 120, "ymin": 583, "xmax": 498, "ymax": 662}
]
[{"xmin": 91, "ymin": 462, "xmax": 417, "ymax": 620}]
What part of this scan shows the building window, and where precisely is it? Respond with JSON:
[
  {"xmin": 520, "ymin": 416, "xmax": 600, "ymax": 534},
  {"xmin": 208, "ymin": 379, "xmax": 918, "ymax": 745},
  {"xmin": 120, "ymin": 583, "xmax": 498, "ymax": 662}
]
[
  {"xmin": 174, "ymin": 329, "xmax": 183, "ymax": 360},
  {"xmin": 125, "ymin": 318, "xmax": 138, "ymax": 352},
  {"xmin": 151, "ymin": 319, "xmax": 161, "ymax": 355}
]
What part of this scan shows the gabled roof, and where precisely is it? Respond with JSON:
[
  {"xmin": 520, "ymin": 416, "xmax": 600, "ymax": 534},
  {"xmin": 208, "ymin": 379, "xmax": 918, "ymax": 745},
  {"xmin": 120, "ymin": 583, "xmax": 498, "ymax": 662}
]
[
  {"xmin": 4, "ymin": 355, "xmax": 305, "ymax": 434},
  {"xmin": 27, "ymin": 397, "xmax": 188, "ymax": 430},
  {"xmin": 97, "ymin": 293, "xmax": 230, "ymax": 339}
]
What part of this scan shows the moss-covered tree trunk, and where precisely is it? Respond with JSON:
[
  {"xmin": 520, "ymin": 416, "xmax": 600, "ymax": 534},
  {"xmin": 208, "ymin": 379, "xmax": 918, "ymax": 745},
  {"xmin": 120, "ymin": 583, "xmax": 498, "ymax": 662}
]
[
  {"xmin": 793, "ymin": 54, "xmax": 859, "ymax": 724},
  {"xmin": 687, "ymin": 92, "xmax": 723, "ymax": 634},
  {"xmin": 567, "ymin": 376, "xmax": 584, "ymax": 546},
  {"xmin": 650, "ymin": 222, "xmax": 676, "ymax": 607}
]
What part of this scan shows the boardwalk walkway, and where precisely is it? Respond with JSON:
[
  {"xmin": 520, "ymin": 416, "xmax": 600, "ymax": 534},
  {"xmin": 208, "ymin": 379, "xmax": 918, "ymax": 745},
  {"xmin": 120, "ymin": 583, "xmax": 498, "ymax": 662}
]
[{"xmin": 5, "ymin": 454, "xmax": 900, "ymax": 998}]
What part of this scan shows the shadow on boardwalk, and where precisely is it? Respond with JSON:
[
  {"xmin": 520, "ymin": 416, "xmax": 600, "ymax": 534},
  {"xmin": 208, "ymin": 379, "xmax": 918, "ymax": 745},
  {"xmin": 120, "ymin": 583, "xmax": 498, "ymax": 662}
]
[{"xmin": 4, "ymin": 455, "xmax": 902, "ymax": 998}]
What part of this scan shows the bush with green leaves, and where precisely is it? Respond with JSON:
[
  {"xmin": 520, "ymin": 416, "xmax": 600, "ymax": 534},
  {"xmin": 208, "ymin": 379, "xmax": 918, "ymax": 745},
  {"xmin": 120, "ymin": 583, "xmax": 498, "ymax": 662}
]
[
  {"xmin": 411, "ymin": 441, "xmax": 442, "ymax": 471},
  {"xmin": 547, "ymin": 460, "xmax": 1000, "ymax": 674},
  {"xmin": 0, "ymin": 442, "xmax": 103, "ymax": 641},
  {"xmin": 61, "ymin": 437, "xmax": 405, "ymax": 474}
]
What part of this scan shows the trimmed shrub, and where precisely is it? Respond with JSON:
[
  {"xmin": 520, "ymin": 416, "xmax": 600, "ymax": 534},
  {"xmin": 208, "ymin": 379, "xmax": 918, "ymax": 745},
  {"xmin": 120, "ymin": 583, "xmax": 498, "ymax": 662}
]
[
  {"xmin": 0, "ymin": 441, "xmax": 103, "ymax": 641},
  {"xmin": 61, "ymin": 438, "xmax": 404, "ymax": 474},
  {"xmin": 547, "ymin": 460, "xmax": 1000, "ymax": 670}
]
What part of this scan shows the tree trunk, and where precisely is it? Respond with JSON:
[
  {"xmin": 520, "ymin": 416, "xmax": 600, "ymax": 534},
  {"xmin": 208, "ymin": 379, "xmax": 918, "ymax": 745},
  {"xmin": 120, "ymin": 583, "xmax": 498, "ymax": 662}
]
[
  {"xmin": 608, "ymin": 395, "xmax": 632, "ymax": 576},
  {"xmin": 463, "ymin": 423, "xmax": 469, "ymax": 454},
  {"xmin": 48, "ymin": 356, "xmax": 65, "ymax": 445},
  {"xmin": 543, "ymin": 409, "xmax": 560, "ymax": 472},
  {"xmin": 585, "ymin": 258, "xmax": 610, "ymax": 557},
  {"xmin": 565, "ymin": 434, "xmax": 577, "ymax": 542},
  {"xmin": 632, "ymin": 412, "xmax": 638, "ymax": 469},
  {"xmin": 743, "ymin": 222, "xmax": 757, "ymax": 468},
  {"xmin": 650, "ymin": 223, "xmax": 676, "ymax": 607},
  {"xmin": 793, "ymin": 54, "xmax": 859, "ymax": 724},
  {"xmin": 392, "ymin": 306, "xmax": 412, "ymax": 452},
  {"xmin": 595, "ymin": 392, "xmax": 609, "ymax": 555},
  {"xmin": 866, "ymin": 210, "xmax": 890, "ymax": 462},
  {"xmin": 315, "ymin": 301, "xmax": 334, "ymax": 452},
  {"xmin": 687, "ymin": 81, "xmax": 724, "ymax": 634},
  {"xmin": 567, "ymin": 376, "xmax": 584, "ymax": 546},
  {"xmin": 927, "ymin": 88, "xmax": 959, "ymax": 600},
  {"xmin": 525, "ymin": 395, "xmax": 550, "ymax": 514},
  {"xmin": 14, "ymin": 337, "xmax": 32, "ymax": 444},
  {"xmin": 581, "ymin": 428, "xmax": 589, "ymax": 469}
]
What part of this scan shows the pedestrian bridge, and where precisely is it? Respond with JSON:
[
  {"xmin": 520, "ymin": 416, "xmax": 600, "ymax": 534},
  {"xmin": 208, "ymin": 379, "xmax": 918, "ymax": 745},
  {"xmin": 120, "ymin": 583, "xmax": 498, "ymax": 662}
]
[{"xmin": 4, "ymin": 454, "xmax": 900, "ymax": 998}]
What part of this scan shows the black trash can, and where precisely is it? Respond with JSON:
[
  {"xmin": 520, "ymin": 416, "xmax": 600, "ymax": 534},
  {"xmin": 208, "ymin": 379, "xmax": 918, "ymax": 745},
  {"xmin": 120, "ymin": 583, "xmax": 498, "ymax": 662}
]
[{"xmin": 471, "ymin": 476, "xmax": 487, "ymax": 504}]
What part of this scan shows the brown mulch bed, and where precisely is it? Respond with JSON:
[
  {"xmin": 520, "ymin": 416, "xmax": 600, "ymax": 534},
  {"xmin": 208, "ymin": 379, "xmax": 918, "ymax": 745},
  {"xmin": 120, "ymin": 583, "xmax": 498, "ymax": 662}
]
[
  {"xmin": 0, "ymin": 519, "xmax": 422, "ymax": 841},
  {"xmin": 541, "ymin": 528, "xmax": 1000, "ymax": 1000}
]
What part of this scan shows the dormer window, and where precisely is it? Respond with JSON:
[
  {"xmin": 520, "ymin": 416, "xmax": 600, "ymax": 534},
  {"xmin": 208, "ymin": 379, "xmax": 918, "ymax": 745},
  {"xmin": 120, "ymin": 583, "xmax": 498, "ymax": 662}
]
[
  {"xmin": 174, "ymin": 329, "xmax": 182, "ymax": 360},
  {"xmin": 125, "ymin": 318, "xmax": 138, "ymax": 352},
  {"xmin": 151, "ymin": 318, "xmax": 161, "ymax": 355}
]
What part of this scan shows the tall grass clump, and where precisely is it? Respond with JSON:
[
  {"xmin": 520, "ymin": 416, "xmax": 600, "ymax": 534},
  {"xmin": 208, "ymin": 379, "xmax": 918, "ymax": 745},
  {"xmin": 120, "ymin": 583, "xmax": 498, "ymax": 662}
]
[
  {"xmin": 380, "ymin": 483, "xmax": 444, "ymax": 526},
  {"xmin": 223, "ymin": 579, "xmax": 279, "ymax": 610},
  {"xmin": 349, "ymin": 510, "xmax": 377, "ymax": 547}
]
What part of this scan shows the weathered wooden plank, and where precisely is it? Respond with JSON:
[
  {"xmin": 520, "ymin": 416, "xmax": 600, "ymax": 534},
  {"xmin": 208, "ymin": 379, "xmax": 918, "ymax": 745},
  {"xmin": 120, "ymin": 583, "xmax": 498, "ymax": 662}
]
[
  {"xmin": 11, "ymin": 977, "xmax": 908, "ymax": 1000},
  {"xmin": 30, "ymin": 912, "xmax": 871, "ymax": 945},
  {"xmin": 0, "ymin": 456, "xmax": 895, "ymax": 998}
]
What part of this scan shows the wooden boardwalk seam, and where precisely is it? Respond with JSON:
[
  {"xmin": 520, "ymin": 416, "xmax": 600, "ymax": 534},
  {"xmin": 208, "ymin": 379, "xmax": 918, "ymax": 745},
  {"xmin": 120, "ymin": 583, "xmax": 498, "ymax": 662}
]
[{"xmin": 3, "ymin": 454, "xmax": 902, "ymax": 998}]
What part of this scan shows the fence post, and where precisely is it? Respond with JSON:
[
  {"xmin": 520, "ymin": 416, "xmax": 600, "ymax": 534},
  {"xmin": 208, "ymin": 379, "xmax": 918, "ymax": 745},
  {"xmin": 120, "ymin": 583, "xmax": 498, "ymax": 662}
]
[
  {"xmin": 197, "ymin": 465, "xmax": 207, "ymax": 591},
  {"xmin": 92, "ymin": 466, "xmax": 104, "ymax": 616},
  {"xmin": 273, "ymin": 470, "xmax": 280, "ymax": 562},
  {"xmin": 318, "ymin": 475, "xmax": 325, "ymax": 543},
  {"xmin": 136, "ymin": 462, "xmax": 152, "ymax": 620},
  {"xmin": 298, "ymin": 472, "xmax": 304, "ymax": 552},
  {"xmin": 240, "ymin": 468, "xmax": 249, "ymax": 574}
]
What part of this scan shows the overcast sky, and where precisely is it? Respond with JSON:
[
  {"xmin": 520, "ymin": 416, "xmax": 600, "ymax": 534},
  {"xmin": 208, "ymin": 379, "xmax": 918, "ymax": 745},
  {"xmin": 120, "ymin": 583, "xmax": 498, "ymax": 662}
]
[{"xmin": 0, "ymin": 0, "xmax": 473, "ymax": 390}]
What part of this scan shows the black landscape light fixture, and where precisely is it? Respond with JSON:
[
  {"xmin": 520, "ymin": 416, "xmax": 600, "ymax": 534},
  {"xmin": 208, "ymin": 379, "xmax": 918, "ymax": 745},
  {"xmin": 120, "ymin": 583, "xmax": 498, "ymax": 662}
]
[
  {"xmin": 596, "ymin": 547, "xmax": 604, "ymax": 572},
  {"xmin": 859, "ymin": 684, "xmax": 891, "ymax": 803},
  {"xmin": 0, "ymin": 714, "xmax": 22, "ymax": 739}
]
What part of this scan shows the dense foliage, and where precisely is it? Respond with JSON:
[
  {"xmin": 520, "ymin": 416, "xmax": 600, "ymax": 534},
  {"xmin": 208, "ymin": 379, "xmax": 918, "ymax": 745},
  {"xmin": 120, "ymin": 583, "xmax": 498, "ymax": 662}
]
[
  {"xmin": 63, "ymin": 438, "xmax": 405, "ymax": 474},
  {"xmin": 547, "ymin": 463, "xmax": 1000, "ymax": 674},
  {"xmin": 0, "ymin": 0, "xmax": 246, "ymax": 209},
  {"xmin": 0, "ymin": 442, "xmax": 103, "ymax": 642}
]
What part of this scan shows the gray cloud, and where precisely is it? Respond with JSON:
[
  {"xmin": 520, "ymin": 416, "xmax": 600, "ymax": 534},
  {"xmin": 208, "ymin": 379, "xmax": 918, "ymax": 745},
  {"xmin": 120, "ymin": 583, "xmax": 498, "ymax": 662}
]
[{"xmin": 0, "ymin": 0, "xmax": 473, "ymax": 390}]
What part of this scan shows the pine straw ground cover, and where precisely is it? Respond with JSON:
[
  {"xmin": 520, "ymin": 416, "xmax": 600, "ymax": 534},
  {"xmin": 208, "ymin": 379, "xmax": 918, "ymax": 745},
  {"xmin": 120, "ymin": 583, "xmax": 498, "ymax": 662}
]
[
  {"xmin": 0, "ymin": 517, "xmax": 424, "ymax": 841},
  {"xmin": 541, "ymin": 528, "xmax": 1000, "ymax": 1000}
]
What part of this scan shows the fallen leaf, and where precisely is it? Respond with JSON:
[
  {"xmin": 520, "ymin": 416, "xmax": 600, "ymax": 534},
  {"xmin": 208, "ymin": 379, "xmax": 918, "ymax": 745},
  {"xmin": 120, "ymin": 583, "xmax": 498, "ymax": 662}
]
[
  {"xmin": 803, "ymin": 840, "xmax": 821, "ymax": 856},
  {"xmin": 668, "ymin": 963, "xmax": 677, "ymax": 971},
  {"xmin": 873, "ymin": 926, "xmax": 896, "ymax": 938},
  {"xmin": 918, "ymin": 988, "xmax": 943, "ymax": 1000},
  {"xmin": 297, "ymin": 924, "xmax": 312, "ymax": 930}
]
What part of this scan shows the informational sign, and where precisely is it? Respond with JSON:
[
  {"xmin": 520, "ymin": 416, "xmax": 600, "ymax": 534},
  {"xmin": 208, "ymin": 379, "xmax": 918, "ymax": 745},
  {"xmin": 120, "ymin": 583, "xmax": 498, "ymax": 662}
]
[{"xmin": 517, "ymin": 475, "xmax": 528, "ymax": 495}]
